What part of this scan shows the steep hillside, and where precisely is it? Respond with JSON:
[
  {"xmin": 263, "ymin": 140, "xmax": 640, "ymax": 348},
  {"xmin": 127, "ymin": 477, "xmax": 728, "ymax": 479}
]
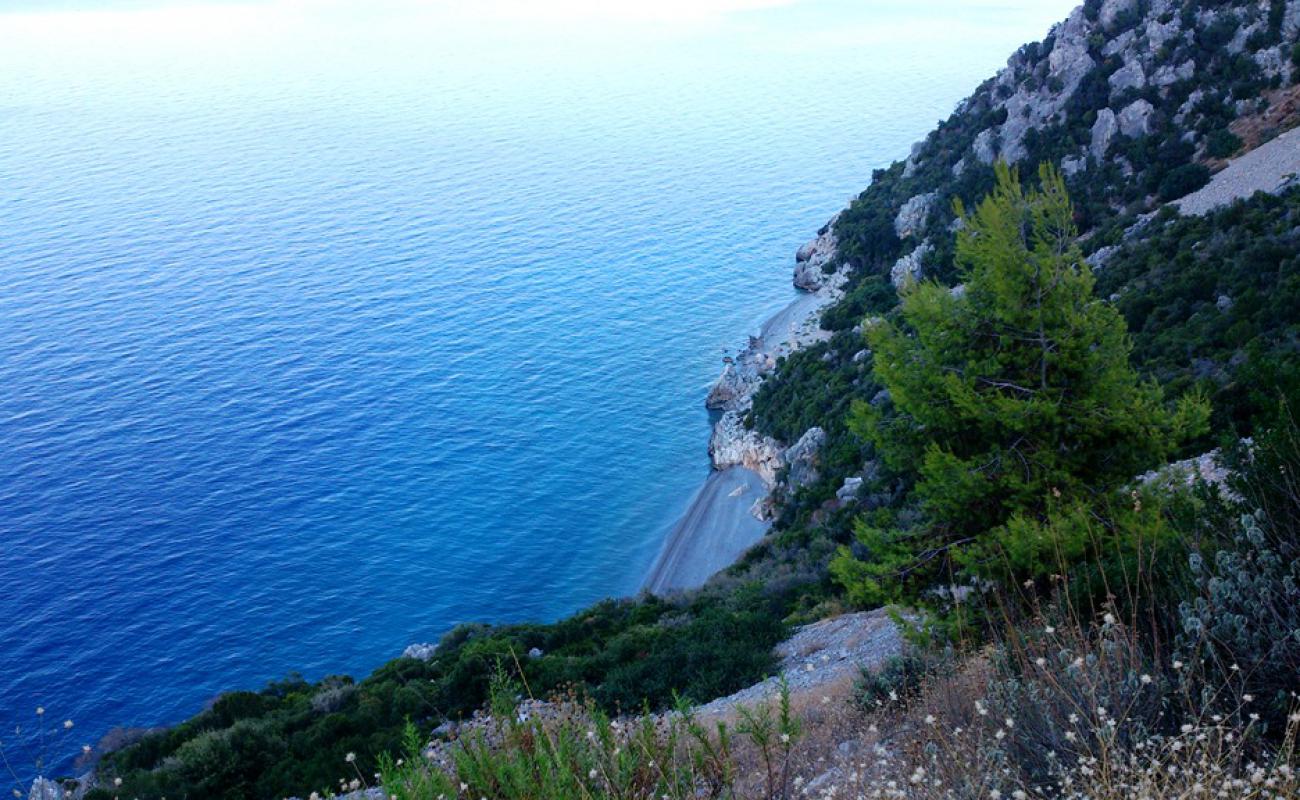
[{"xmin": 73, "ymin": 3, "xmax": 1300, "ymax": 799}]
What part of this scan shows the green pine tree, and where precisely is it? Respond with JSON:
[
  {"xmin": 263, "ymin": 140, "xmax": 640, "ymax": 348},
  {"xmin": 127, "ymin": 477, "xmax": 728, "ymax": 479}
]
[{"xmin": 831, "ymin": 163, "xmax": 1208, "ymax": 608}]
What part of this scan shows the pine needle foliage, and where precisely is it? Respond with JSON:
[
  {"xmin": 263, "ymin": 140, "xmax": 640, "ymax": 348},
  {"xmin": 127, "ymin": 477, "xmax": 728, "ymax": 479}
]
[{"xmin": 833, "ymin": 164, "xmax": 1208, "ymax": 609}]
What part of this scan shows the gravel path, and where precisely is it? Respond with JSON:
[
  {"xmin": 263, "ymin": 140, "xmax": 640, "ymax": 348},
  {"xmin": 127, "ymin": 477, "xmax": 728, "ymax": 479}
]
[{"xmin": 1175, "ymin": 127, "xmax": 1300, "ymax": 215}]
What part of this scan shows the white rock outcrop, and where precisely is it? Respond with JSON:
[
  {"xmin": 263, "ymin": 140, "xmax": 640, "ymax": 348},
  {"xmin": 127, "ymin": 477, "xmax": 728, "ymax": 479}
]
[
  {"xmin": 1109, "ymin": 59, "xmax": 1146, "ymax": 98},
  {"xmin": 893, "ymin": 193, "xmax": 936, "ymax": 240},
  {"xmin": 793, "ymin": 214, "xmax": 840, "ymax": 291},
  {"xmin": 1118, "ymin": 99, "xmax": 1156, "ymax": 138},
  {"xmin": 708, "ymin": 411, "xmax": 784, "ymax": 488},
  {"xmin": 1091, "ymin": 108, "xmax": 1119, "ymax": 158},
  {"xmin": 890, "ymin": 240, "xmax": 932, "ymax": 288}
]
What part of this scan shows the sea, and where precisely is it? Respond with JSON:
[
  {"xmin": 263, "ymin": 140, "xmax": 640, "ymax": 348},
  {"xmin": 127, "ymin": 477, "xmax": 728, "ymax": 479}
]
[{"xmin": 0, "ymin": 0, "xmax": 1075, "ymax": 781}]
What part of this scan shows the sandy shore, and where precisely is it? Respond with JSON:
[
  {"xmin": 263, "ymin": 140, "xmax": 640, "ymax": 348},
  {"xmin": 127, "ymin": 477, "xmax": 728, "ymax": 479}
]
[
  {"xmin": 642, "ymin": 466, "xmax": 769, "ymax": 594},
  {"xmin": 643, "ymin": 282, "xmax": 838, "ymax": 594}
]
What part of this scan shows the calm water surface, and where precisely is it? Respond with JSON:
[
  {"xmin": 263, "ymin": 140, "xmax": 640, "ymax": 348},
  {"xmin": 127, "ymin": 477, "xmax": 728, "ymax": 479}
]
[{"xmin": 0, "ymin": 0, "xmax": 1074, "ymax": 778}]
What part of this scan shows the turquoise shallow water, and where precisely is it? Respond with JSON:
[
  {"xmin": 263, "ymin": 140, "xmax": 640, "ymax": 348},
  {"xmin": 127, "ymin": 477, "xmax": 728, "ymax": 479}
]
[{"xmin": 0, "ymin": 0, "xmax": 1074, "ymax": 780}]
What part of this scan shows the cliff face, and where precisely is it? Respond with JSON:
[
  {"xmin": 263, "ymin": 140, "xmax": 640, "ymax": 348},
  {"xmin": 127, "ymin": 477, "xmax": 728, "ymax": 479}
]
[{"xmin": 825, "ymin": 0, "xmax": 1300, "ymax": 298}]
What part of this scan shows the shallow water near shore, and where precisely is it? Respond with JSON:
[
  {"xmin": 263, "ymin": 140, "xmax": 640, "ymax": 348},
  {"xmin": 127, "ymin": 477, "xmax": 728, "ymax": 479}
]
[{"xmin": 0, "ymin": 0, "xmax": 1075, "ymax": 777}]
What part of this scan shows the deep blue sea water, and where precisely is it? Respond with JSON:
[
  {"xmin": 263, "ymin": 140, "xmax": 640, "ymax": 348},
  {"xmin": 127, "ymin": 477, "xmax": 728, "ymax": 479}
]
[{"xmin": 0, "ymin": 0, "xmax": 1074, "ymax": 782}]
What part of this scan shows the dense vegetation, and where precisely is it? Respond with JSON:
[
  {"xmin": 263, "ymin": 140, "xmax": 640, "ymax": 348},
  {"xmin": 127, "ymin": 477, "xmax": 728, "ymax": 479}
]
[
  {"xmin": 72, "ymin": 2, "xmax": 1300, "ymax": 797},
  {"xmin": 831, "ymin": 165, "xmax": 1207, "ymax": 616}
]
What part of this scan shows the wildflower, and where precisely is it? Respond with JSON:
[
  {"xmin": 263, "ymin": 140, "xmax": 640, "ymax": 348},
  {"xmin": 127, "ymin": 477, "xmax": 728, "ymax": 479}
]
[
  {"xmin": 345, "ymin": 752, "xmax": 356, "ymax": 763},
  {"xmin": 1045, "ymin": 626, "xmax": 1056, "ymax": 634},
  {"xmin": 1140, "ymin": 674, "xmax": 1152, "ymax": 685},
  {"xmin": 114, "ymin": 779, "xmax": 122, "ymax": 787},
  {"xmin": 1034, "ymin": 657, "xmax": 1046, "ymax": 667},
  {"xmin": 1243, "ymin": 694, "xmax": 1254, "ymax": 703},
  {"xmin": 63, "ymin": 720, "xmax": 73, "ymax": 730},
  {"xmin": 1173, "ymin": 660, "xmax": 1184, "ymax": 670},
  {"xmin": 35, "ymin": 707, "xmax": 44, "ymax": 716},
  {"xmin": 1103, "ymin": 612, "xmax": 1116, "ymax": 625},
  {"xmin": 781, "ymin": 733, "xmax": 791, "ymax": 743},
  {"xmin": 82, "ymin": 744, "xmax": 91, "ymax": 754},
  {"xmin": 588, "ymin": 769, "xmax": 598, "ymax": 780}
]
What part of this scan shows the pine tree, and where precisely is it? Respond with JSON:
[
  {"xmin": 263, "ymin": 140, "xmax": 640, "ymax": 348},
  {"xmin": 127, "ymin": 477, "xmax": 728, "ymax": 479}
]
[{"xmin": 832, "ymin": 164, "xmax": 1208, "ymax": 608}]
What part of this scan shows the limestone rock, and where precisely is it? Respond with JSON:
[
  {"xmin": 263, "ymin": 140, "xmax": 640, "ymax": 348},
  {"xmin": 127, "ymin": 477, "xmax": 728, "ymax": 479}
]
[
  {"xmin": 1146, "ymin": 13, "xmax": 1182, "ymax": 48},
  {"xmin": 1048, "ymin": 9, "xmax": 1097, "ymax": 95},
  {"xmin": 1101, "ymin": 29, "xmax": 1137, "ymax": 57},
  {"xmin": 1062, "ymin": 155, "xmax": 1087, "ymax": 176},
  {"xmin": 708, "ymin": 411, "xmax": 783, "ymax": 488},
  {"xmin": 1108, "ymin": 59, "xmax": 1146, "ymax": 98},
  {"xmin": 1118, "ymin": 99, "xmax": 1155, "ymax": 138},
  {"xmin": 1152, "ymin": 59, "xmax": 1195, "ymax": 87},
  {"xmin": 893, "ymin": 193, "xmax": 936, "ymax": 239},
  {"xmin": 890, "ymin": 240, "xmax": 932, "ymax": 289},
  {"xmin": 972, "ymin": 128, "xmax": 997, "ymax": 165},
  {"xmin": 28, "ymin": 779, "xmax": 62, "ymax": 800},
  {"xmin": 1091, "ymin": 108, "xmax": 1118, "ymax": 159},
  {"xmin": 836, "ymin": 476, "xmax": 864, "ymax": 504},
  {"xmin": 783, "ymin": 427, "xmax": 826, "ymax": 490},
  {"xmin": 793, "ymin": 215, "xmax": 839, "ymax": 291},
  {"xmin": 705, "ymin": 362, "xmax": 744, "ymax": 410},
  {"xmin": 1099, "ymin": 0, "xmax": 1138, "ymax": 31},
  {"xmin": 1227, "ymin": 21, "xmax": 1258, "ymax": 56},
  {"xmin": 403, "ymin": 643, "xmax": 437, "ymax": 661}
]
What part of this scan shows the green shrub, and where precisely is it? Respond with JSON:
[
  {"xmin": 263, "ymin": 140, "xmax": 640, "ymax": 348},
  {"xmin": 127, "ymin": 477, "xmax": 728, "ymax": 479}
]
[
  {"xmin": 1157, "ymin": 162, "xmax": 1212, "ymax": 201},
  {"xmin": 1206, "ymin": 129, "xmax": 1243, "ymax": 159}
]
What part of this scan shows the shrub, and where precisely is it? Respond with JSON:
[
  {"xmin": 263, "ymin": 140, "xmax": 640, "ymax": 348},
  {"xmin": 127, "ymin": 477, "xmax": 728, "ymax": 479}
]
[
  {"xmin": 1177, "ymin": 421, "xmax": 1300, "ymax": 736},
  {"xmin": 1157, "ymin": 162, "xmax": 1212, "ymax": 201},
  {"xmin": 1206, "ymin": 129, "xmax": 1243, "ymax": 159}
]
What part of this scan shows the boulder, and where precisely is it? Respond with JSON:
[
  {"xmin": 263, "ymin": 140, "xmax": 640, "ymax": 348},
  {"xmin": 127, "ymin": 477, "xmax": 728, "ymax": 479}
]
[
  {"xmin": 836, "ymin": 476, "xmax": 864, "ymax": 504},
  {"xmin": 783, "ymin": 427, "xmax": 827, "ymax": 490},
  {"xmin": 1152, "ymin": 59, "xmax": 1195, "ymax": 87},
  {"xmin": 1062, "ymin": 155, "xmax": 1088, "ymax": 176},
  {"xmin": 893, "ymin": 193, "xmax": 936, "ymax": 239},
  {"xmin": 1091, "ymin": 108, "xmax": 1119, "ymax": 159},
  {"xmin": 1108, "ymin": 60, "xmax": 1146, "ymax": 98},
  {"xmin": 1118, "ymin": 99, "xmax": 1155, "ymax": 138},
  {"xmin": 890, "ymin": 240, "xmax": 932, "ymax": 288}
]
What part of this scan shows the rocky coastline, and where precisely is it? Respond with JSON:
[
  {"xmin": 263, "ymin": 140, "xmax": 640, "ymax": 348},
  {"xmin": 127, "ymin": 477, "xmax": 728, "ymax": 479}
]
[{"xmin": 704, "ymin": 216, "xmax": 846, "ymax": 516}]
